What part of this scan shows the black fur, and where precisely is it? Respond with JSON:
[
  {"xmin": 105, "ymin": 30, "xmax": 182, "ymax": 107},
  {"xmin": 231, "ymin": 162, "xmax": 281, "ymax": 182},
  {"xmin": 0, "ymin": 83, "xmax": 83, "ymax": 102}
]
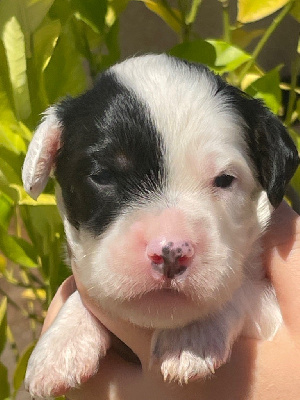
[
  {"xmin": 222, "ymin": 85, "xmax": 299, "ymax": 207},
  {"xmin": 55, "ymin": 72, "xmax": 165, "ymax": 235}
]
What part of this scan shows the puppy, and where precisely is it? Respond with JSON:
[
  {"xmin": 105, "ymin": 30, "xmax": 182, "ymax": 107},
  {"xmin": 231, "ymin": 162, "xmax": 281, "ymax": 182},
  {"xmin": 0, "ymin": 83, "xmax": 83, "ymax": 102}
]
[{"xmin": 23, "ymin": 54, "xmax": 299, "ymax": 398}]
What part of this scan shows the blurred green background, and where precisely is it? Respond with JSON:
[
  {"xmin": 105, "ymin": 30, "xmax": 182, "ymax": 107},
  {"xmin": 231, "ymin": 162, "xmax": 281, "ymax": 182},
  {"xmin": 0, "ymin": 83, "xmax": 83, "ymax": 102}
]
[{"xmin": 0, "ymin": 0, "xmax": 299, "ymax": 398}]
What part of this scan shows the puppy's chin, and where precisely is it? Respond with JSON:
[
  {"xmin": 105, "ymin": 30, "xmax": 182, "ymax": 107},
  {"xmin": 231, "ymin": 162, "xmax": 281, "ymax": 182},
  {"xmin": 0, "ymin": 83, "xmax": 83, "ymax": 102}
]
[{"xmin": 98, "ymin": 290, "xmax": 205, "ymax": 329}]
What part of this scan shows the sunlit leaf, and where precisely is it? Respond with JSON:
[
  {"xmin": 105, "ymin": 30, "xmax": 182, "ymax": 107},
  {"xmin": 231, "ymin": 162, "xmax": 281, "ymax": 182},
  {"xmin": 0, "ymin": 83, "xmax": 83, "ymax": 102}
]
[
  {"xmin": 13, "ymin": 343, "xmax": 35, "ymax": 392},
  {"xmin": 169, "ymin": 39, "xmax": 216, "ymax": 67},
  {"xmin": 1, "ymin": 16, "xmax": 31, "ymax": 120},
  {"xmin": 0, "ymin": 227, "xmax": 38, "ymax": 268},
  {"xmin": 245, "ymin": 66, "xmax": 282, "ymax": 114},
  {"xmin": 0, "ymin": 362, "xmax": 10, "ymax": 399},
  {"xmin": 0, "ymin": 126, "xmax": 27, "ymax": 154},
  {"xmin": 0, "ymin": 297, "xmax": 7, "ymax": 355},
  {"xmin": 22, "ymin": 288, "xmax": 46, "ymax": 301},
  {"xmin": 237, "ymin": 0, "xmax": 290, "ymax": 23},
  {"xmin": 207, "ymin": 40, "xmax": 251, "ymax": 72},
  {"xmin": 11, "ymin": 184, "xmax": 56, "ymax": 206},
  {"xmin": 140, "ymin": 0, "xmax": 182, "ymax": 33}
]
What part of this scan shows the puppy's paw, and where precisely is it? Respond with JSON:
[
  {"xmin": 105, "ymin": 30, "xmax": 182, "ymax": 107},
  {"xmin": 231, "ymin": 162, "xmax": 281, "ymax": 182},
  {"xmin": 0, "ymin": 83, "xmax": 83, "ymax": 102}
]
[
  {"xmin": 151, "ymin": 320, "xmax": 233, "ymax": 384},
  {"xmin": 25, "ymin": 291, "xmax": 111, "ymax": 399}
]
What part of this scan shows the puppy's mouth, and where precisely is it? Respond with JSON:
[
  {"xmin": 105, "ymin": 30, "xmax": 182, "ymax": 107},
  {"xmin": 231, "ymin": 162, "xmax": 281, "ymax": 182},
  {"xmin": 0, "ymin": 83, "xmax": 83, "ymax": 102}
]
[{"xmin": 133, "ymin": 285, "xmax": 189, "ymax": 304}]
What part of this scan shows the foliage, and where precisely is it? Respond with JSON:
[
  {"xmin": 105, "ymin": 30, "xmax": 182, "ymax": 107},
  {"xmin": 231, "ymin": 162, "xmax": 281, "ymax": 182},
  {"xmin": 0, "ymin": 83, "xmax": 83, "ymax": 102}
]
[{"xmin": 0, "ymin": 0, "xmax": 299, "ymax": 398}]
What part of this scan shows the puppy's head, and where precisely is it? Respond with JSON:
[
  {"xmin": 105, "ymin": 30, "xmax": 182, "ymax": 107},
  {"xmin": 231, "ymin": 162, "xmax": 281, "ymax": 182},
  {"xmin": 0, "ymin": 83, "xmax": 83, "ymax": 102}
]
[{"xmin": 22, "ymin": 55, "xmax": 299, "ymax": 329}]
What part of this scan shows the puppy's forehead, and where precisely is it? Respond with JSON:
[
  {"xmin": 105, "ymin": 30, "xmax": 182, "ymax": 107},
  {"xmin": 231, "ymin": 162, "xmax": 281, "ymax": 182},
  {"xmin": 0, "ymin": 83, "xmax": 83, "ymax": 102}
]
[{"xmin": 111, "ymin": 55, "xmax": 247, "ymax": 154}]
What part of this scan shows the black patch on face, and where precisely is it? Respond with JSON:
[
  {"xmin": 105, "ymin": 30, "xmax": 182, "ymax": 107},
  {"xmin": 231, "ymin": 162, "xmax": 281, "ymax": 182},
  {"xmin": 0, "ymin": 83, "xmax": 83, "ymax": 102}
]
[{"xmin": 55, "ymin": 72, "xmax": 165, "ymax": 235}]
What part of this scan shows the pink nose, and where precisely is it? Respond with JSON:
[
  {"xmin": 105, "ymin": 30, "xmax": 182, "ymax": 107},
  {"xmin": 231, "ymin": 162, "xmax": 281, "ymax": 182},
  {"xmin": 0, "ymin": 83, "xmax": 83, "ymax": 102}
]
[{"xmin": 146, "ymin": 240, "xmax": 194, "ymax": 279}]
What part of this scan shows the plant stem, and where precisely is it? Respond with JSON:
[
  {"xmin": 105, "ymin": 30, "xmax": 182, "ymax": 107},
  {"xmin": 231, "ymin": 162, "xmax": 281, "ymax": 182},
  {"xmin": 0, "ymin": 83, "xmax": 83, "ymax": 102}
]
[
  {"xmin": 285, "ymin": 39, "xmax": 300, "ymax": 126},
  {"xmin": 219, "ymin": 0, "xmax": 231, "ymax": 42},
  {"xmin": 237, "ymin": 0, "xmax": 295, "ymax": 84}
]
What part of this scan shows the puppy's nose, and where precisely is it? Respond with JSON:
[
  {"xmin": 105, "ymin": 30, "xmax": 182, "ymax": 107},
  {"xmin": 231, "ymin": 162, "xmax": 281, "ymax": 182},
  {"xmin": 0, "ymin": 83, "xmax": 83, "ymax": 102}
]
[{"xmin": 147, "ymin": 240, "xmax": 194, "ymax": 279}]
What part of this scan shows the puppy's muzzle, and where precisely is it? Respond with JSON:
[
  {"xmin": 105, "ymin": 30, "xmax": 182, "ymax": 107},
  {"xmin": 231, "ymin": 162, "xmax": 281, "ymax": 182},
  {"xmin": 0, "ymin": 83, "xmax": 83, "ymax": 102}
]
[{"xmin": 147, "ymin": 240, "xmax": 194, "ymax": 279}]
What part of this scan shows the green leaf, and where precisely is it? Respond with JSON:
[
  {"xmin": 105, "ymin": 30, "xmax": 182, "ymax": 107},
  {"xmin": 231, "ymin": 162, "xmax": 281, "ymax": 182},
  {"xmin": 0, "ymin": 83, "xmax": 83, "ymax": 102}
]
[
  {"xmin": 33, "ymin": 18, "xmax": 61, "ymax": 74},
  {"xmin": 237, "ymin": 0, "xmax": 290, "ymax": 23},
  {"xmin": 290, "ymin": 0, "xmax": 300, "ymax": 22},
  {"xmin": 231, "ymin": 27, "xmax": 265, "ymax": 49},
  {"xmin": 0, "ymin": 192, "xmax": 14, "ymax": 230},
  {"xmin": 140, "ymin": 0, "xmax": 182, "ymax": 34},
  {"xmin": 71, "ymin": 0, "xmax": 107, "ymax": 34},
  {"xmin": 100, "ymin": 20, "xmax": 121, "ymax": 70},
  {"xmin": 44, "ymin": 20, "xmax": 89, "ymax": 103},
  {"xmin": 0, "ymin": 147, "xmax": 24, "ymax": 185},
  {"xmin": 245, "ymin": 66, "xmax": 282, "ymax": 114},
  {"xmin": 0, "ymin": 362, "xmax": 10, "ymax": 399},
  {"xmin": 207, "ymin": 40, "xmax": 251, "ymax": 72},
  {"xmin": 0, "ymin": 78, "xmax": 31, "ymax": 150},
  {"xmin": 0, "ymin": 227, "xmax": 38, "ymax": 268},
  {"xmin": 11, "ymin": 184, "xmax": 56, "ymax": 206},
  {"xmin": 1, "ymin": 16, "xmax": 31, "ymax": 120},
  {"xmin": 20, "ymin": 204, "xmax": 69, "ymax": 293},
  {"xmin": 169, "ymin": 39, "xmax": 216, "ymax": 67},
  {"xmin": 0, "ymin": 297, "xmax": 7, "ymax": 355},
  {"xmin": 24, "ymin": 0, "xmax": 55, "ymax": 34},
  {"xmin": 13, "ymin": 343, "xmax": 35, "ymax": 392}
]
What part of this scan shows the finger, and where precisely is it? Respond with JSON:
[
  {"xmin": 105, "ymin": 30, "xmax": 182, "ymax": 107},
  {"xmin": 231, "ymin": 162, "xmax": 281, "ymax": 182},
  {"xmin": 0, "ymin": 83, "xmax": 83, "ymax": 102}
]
[
  {"xmin": 263, "ymin": 202, "xmax": 300, "ymax": 330},
  {"xmin": 41, "ymin": 275, "xmax": 77, "ymax": 334},
  {"xmin": 66, "ymin": 350, "xmax": 142, "ymax": 400}
]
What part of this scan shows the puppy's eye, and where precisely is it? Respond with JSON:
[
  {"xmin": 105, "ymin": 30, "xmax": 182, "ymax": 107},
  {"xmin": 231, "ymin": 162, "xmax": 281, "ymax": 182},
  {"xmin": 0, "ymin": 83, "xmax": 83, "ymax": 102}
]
[
  {"xmin": 90, "ymin": 170, "xmax": 114, "ymax": 185},
  {"xmin": 213, "ymin": 174, "xmax": 235, "ymax": 188}
]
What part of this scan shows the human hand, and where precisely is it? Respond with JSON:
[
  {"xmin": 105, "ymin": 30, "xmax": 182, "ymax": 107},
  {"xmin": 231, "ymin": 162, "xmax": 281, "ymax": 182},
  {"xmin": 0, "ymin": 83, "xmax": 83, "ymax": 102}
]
[{"xmin": 41, "ymin": 202, "xmax": 300, "ymax": 400}]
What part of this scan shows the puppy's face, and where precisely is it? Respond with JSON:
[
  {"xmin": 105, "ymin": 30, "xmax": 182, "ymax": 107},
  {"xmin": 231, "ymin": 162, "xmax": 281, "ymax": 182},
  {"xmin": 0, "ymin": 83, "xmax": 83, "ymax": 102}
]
[{"xmin": 22, "ymin": 55, "xmax": 299, "ymax": 329}]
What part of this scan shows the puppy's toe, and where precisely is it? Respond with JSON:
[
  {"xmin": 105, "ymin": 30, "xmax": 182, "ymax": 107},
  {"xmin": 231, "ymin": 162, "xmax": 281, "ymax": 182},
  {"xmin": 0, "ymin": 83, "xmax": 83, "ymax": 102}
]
[{"xmin": 160, "ymin": 349, "xmax": 227, "ymax": 384}]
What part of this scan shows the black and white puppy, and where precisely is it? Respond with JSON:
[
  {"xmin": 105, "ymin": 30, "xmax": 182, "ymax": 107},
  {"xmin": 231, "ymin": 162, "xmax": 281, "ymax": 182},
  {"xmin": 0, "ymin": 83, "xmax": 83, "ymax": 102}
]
[{"xmin": 23, "ymin": 54, "xmax": 299, "ymax": 398}]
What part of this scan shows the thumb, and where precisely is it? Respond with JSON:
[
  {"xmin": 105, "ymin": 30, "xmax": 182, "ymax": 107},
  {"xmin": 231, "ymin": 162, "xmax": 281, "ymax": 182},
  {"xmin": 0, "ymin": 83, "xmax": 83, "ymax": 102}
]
[{"xmin": 263, "ymin": 202, "xmax": 300, "ymax": 332}]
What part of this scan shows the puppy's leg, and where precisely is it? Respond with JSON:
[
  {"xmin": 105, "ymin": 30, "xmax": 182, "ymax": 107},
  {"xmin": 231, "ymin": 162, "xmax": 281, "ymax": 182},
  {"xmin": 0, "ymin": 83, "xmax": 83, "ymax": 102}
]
[
  {"xmin": 25, "ymin": 290, "xmax": 111, "ymax": 399},
  {"xmin": 151, "ymin": 301, "xmax": 245, "ymax": 384}
]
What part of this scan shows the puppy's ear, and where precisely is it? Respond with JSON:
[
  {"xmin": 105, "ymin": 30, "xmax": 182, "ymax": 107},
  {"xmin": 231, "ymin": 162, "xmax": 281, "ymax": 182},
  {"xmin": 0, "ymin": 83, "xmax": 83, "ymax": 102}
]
[
  {"xmin": 247, "ymin": 107, "xmax": 299, "ymax": 208},
  {"xmin": 229, "ymin": 89, "xmax": 299, "ymax": 208},
  {"xmin": 22, "ymin": 107, "xmax": 62, "ymax": 200}
]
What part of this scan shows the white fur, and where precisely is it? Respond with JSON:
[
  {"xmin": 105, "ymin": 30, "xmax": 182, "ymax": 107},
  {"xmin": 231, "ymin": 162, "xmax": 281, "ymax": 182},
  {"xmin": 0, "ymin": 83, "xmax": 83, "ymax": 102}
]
[{"xmin": 25, "ymin": 291, "xmax": 111, "ymax": 398}]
